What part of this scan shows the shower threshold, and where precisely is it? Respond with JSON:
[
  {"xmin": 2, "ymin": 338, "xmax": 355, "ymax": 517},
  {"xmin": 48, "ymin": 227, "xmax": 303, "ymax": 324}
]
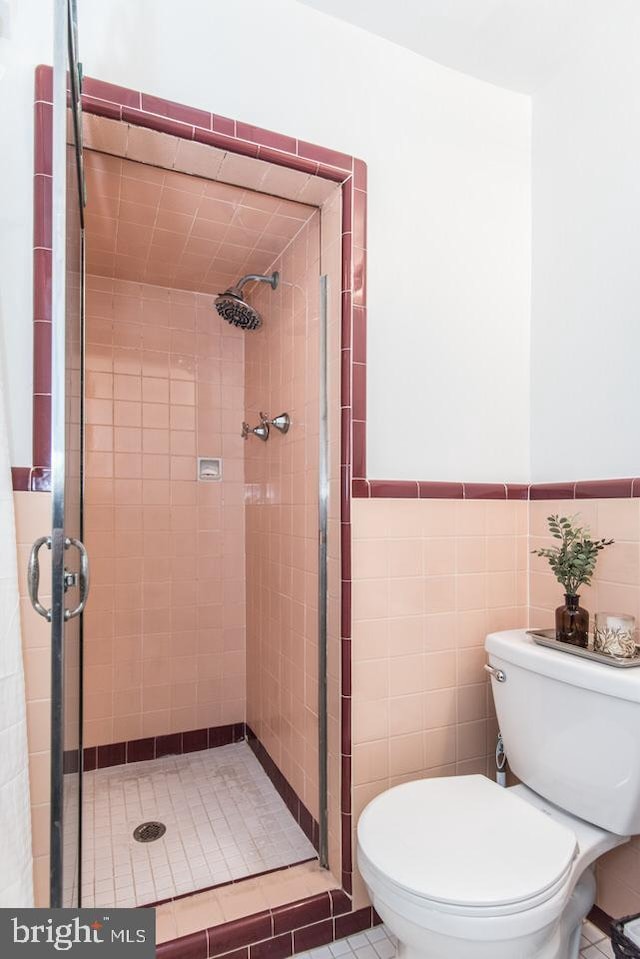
[{"xmin": 82, "ymin": 740, "xmax": 317, "ymax": 908}]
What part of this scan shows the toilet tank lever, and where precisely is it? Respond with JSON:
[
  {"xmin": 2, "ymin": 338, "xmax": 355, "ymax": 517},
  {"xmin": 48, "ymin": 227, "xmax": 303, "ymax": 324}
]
[{"xmin": 484, "ymin": 663, "xmax": 507, "ymax": 683}]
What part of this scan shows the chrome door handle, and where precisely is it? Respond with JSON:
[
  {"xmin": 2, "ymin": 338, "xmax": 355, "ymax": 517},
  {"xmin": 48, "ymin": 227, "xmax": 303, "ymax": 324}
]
[
  {"xmin": 484, "ymin": 664, "xmax": 507, "ymax": 683},
  {"xmin": 64, "ymin": 537, "xmax": 90, "ymax": 621},
  {"xmin": 27, "ymin": 536, "xmax": 52, "ymax": 621}
]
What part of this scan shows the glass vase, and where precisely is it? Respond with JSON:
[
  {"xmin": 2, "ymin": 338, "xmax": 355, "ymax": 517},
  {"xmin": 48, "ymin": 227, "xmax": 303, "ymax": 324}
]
[{"xmin": 556, "ymin": 594, "xmax": 589, "ymax": 647}]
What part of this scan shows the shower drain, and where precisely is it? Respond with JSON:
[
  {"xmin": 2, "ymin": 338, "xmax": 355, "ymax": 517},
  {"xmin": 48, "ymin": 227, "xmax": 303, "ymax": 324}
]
[{"xmin": 133, "ymin": 821, "xmax": 166, "ymax": 843}]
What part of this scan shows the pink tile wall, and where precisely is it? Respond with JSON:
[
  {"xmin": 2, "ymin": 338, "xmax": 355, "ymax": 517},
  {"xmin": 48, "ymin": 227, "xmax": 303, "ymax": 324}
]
[
  {"xmin": 83, "ymin": 274, "xmax": 246, "ymax": 747},
  {"xmin": 14, "ymin": 491, "xmax": 53, "ymax": 907},
  {"xmin": 350, "ymin": 496, "xmax": 528, "ymax": 907},
  {"xmin": 529, "ymin": 497, "xmax": 640, "ymax": 917},
  {"xmin": 244, "ymin": 213, "xmax": 322, "ymax": 821}
]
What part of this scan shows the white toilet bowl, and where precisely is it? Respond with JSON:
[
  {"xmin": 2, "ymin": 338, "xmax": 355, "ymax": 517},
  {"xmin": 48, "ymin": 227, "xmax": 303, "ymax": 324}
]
[{"xmin": 357, "ymin": 775, "xmax": 624, "ymax": 959}]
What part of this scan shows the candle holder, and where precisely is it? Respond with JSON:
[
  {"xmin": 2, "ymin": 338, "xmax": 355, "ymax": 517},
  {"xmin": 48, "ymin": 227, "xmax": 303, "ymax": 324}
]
[{"xmin": 594, "ymin": 612, "xmax": 637, "ymax": 658}]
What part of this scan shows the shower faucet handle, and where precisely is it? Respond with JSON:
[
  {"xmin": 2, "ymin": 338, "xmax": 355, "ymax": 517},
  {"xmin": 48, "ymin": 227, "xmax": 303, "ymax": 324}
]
[
  {"xmin": 242, "ymin": 420, "xmax": 269, "ymax": 441},
  {"xmin": 260, "ymin": 412, "xmax": 290, "ymax": 435}
]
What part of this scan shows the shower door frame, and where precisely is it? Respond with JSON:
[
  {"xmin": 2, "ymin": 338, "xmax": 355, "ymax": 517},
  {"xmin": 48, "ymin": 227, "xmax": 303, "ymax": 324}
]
[{"xmin": 25, "ymin": 66, "xmax": 367, "ymax": 912}]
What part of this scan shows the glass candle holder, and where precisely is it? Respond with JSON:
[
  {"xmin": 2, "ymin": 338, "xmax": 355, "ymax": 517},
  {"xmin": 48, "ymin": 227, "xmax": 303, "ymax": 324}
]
[{"xmin": 594, "ymin": 612, "xmax": 637, "ymax": 658}]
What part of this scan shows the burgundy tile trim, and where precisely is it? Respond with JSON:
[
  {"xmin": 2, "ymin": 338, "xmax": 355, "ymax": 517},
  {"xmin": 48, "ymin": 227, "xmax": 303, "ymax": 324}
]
[
  {"xmin": 82, "ymin": 76, "xmax": 141, "ymax": 109},
  {"xmin": 33, "ymin": 174, "xmax": 52, "ymax": 249},
  {"xmin": 351, "ymin": 479, "xmax": 369, "ymax": 498},
  {"xmin": 34, "ymin": 101, "xmax": 52, "ymax": 176},
  {"xmin": 11, "ymin": 468, "xmax": 31, "ymax": 492},
  {"xmin": 249, "ymin": 933, "xmax": 293, "ymax": 959},
  {"xmin": 96, "ymin": 741, "xmax": 126, "ymax": 768},
  {"xmin": 33, "ymin": 249, "xmax": 52, "ymax": 322},
  {"xmin": 35, "ymin": 65, "xmax": 53, "ymax": 104},
  {"xmin": 329, "ymin": 890, "xmax": 352, "ymax": 917},
  {"xmin": 126, "ymin": 737, "xmax": 155, "ymax": 763},
  {"xmin": 352, "ymin": 307, "xmax": 366, "ymax": 364},
  {"xmin": 121, "ymin": 106, "xmax": 195, "ymax": 140},
  {"xmin": 341, "ymin": 349, "xmax": 351, "ymax": 407},
  {"xmin": 212, "ymin": 115, "xmax": 236, "ymax": 137},
  {"xmin": 369, "ymin": 480, "xmax": 419, "ymax": 498},
  {"xmin": 80, "ymin": 95, "xmax": 123, "ymax": 121},
  {"xmin": 256, "ymin": 146, "xmax": 319, "ymax": 176},
  {"xmin": 32, "ymin": 395, "xmax": 51, "ymax": 468},
  {"xmin": 575, "ymin": 478, "xmax": 634, "ymax": 499},
  {"xmin": 193, "ymin": 127, "xmax": 260, "ymax": 158},
  {"xmin": 237, "ymin": 123, "xmax": 296, "ymax": 154},
  {"xmin": 86, "ymin": 723, "xmax": 245, "ymax": 770},
  {"xmin": 463, "ymin": 483, "xmax": 507, "ymax": 500},
  {"xmin": 529, "ymin": 482, "xmax": 576, "ymax": 501},
  {"xmin": 507, "ymin": 483, "xmax": 529, "ymax": 500},
  {"xmin": 298, "ymin": 141, "xmax": 353, "ymax": 172},
  {"xmin": 207, "ymin": 913, "xmax": 272, "ymax": 956},
  {"xmin": 353, "ymin": 159, "xmax": 368, "ymax": 191},
  {"xmin": 63, "ymin": 749, "xmax": 79, "ymax": 774},
  {"xmin": 340, "ymin": 522, "xmax": 352, "ymax": 581},
  {"xmin": 246, "ymin": 727, "xmax": 319, "ymax": 852},
  {"xmin": 419, "ymin": 482, "xmax": 464, "ymax": 499},
  {"xmin": 352, "ymin": 363, "xmax": 366, "ymax": 422},
  {"xmin": 353, "ymin": 190, "xmax": 367, "ymax": 251},
  {"xmin": 183, "ymin": 727, "xmax": 208, "ymax": 753},
  {"xmin": 588, "ymin": 906, "xmax": 612, "ymax": 937},
  {"xmin": 341, "ymin": 581, "xmax": 352, "ymax": 641},
  {"xmin": 342, "ymin": 182, "xmax": 353, "ymax": 236},
  {"xmin": 352, "ymin": 422, "xmax": 366, "ymax": 480},
  {"xmin": 341, "ymin": 870, "xmax": 353, "ymax": 897},
  {"xmin": 318, "ymin": 163, "xmax": 351, "ymax": 183},
  {"xmin": 334, "ymin": 907, "xmax": 373, "ymax": 940},
  {"xmin": 83, "ymin": 746, "xmax": 97, "ymax": 772},
  {"xmin": 34, "ymin": 321, "xmax": 52, "ymax": 394},
  {"xmin": 341, "ymin": 292, "xmax": 352, "ymax": 350},
  {"xmin": 272, "ymin": 894, "xmax": 331, "ymax": 936},
  {"xmin": 157, "ymin": 930, "xmax": 207, "ymax": 959},
  {"xmin": 141, "ymin": 93, "xmax": 211, "ymax": 130},
  {"xmin": 292, "ymin": 920, "xmax": 334, "ymax": 953},
  {"xmin": 352, "ymin": 246, "xmax": 366, "ymax": 308}
]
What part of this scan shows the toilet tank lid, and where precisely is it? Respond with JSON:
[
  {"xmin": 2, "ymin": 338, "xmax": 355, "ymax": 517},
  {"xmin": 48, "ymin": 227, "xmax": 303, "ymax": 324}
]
[
  {"xmin": 486, "ymin": 630, "xmax": 640, "ymax": 704},
  {"xmin": 357, "ymin": 776, "xmax": 577, "ymax": 910}
]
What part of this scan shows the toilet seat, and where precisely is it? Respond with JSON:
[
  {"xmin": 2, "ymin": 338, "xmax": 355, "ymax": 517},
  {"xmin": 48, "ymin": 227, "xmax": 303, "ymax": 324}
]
[{"xmin": 357, "ymin": 775, "xmax": 578, "ymax": 917}]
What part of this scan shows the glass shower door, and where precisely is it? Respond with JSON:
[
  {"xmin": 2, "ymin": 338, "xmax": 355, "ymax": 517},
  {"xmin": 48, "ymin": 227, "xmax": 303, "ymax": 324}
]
[{"xmin": 26, "ymin": 0, "xmax": 87, "ymax": 907}]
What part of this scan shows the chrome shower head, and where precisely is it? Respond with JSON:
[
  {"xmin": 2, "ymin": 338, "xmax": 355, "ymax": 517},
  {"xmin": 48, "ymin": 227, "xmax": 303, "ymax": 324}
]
[{"xmin": 214, "ymin": 271, "xmax": 279, "ymax": 331}]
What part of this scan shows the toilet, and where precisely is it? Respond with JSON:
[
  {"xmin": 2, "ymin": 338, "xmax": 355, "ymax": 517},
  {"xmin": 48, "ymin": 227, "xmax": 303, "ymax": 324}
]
[{"xmin": 357, "ymin": 628, "xmax": 640, "ymax": 959}]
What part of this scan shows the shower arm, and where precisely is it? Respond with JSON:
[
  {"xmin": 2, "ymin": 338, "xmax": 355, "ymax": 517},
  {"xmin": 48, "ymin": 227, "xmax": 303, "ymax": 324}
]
[{"xmin": 235, "ymin": 272, "xmax": 279, "ymax": 292}]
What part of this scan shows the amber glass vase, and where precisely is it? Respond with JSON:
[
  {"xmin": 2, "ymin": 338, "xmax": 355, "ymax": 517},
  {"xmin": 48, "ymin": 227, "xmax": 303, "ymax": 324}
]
[{"xmin": 556, "ymin": 594, "xmax": 589, "ymax": 647}]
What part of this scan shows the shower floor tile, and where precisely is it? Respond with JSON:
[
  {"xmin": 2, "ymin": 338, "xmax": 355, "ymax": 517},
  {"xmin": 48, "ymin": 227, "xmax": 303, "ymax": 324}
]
[{"xmin": 81, "ymin": 741, "xmax": 316, "ymax": 908}]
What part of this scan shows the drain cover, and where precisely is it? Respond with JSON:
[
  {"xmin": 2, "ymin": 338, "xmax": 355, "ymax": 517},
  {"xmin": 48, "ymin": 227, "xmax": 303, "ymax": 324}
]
[{"xmin": 133, "ymin": 821, "xmax": 166, "ymax": 843}]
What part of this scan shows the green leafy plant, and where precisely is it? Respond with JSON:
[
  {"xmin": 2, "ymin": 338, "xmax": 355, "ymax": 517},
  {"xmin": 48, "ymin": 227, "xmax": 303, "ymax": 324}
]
[{"xmin": 532, "ymin": 514, "xmax": 614, "ymax": 596}]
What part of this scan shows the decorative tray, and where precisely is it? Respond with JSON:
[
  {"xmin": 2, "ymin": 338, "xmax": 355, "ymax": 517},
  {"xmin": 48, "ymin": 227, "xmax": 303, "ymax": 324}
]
[{"xmin": 526, "ymin": 629, "xmax": 640, "ymax": 668}]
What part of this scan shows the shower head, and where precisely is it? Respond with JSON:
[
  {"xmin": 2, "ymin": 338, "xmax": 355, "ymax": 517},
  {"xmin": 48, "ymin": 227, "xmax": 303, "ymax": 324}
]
[{"xmin": 214, "ymin": 271, "xmax": 279, "ymax": 331}]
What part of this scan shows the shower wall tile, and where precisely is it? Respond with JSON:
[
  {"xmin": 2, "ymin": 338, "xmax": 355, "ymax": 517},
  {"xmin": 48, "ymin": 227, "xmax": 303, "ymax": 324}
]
[
  {"xmin": 84, "ymin": 275, "xmax": 246, "ymax": 747},
  {"xmin": 245, "ymin": 213, "xmax": 323, "ymax": 827},
  {"xmin": 349, "ymin": 496, "xmax": 528, "ymax": 908}
]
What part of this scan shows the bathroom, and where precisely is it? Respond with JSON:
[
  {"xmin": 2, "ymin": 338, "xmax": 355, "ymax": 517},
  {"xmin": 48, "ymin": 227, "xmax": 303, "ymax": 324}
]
[{"xmin": 1, "ymin": 1, "xmax": 640, "ymax": 958}]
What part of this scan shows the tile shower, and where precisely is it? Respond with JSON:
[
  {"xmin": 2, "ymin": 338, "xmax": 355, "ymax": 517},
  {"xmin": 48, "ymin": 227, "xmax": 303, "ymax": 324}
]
[{"xmin": 80, "ymin": 148, "xmax": 331, "ymax": 907}]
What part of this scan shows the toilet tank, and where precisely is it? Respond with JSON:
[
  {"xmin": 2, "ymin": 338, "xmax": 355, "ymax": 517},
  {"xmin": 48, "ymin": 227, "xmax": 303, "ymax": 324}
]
[{"xmin": 486, "ymin": 629, "xmax": 640, "ymax": 836}]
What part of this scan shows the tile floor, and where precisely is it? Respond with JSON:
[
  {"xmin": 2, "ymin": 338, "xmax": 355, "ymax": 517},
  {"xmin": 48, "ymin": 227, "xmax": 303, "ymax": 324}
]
[
  {"xmin": 82, "ymin": 741, "xmax": 316, "ymax": 907},
  {"xmin": 294, "ymin": 921, "xmax": 614, "ymax": 959}
]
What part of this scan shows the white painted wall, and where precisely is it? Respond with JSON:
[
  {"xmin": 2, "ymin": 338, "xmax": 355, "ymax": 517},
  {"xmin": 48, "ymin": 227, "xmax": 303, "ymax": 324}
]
[
  {"xmin": 0, "ymin": 0, "xmax": 531, "ymax": 480},
  {"xmin": 530, "ymin": 0, "xmax": 640, "ymax": 482}
]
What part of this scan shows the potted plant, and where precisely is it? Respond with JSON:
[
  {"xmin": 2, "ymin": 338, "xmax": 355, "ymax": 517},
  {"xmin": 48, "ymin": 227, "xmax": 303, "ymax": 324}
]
[{"xmin": 532, "ymin": 515, "xmax": 614, "ymax": 647}]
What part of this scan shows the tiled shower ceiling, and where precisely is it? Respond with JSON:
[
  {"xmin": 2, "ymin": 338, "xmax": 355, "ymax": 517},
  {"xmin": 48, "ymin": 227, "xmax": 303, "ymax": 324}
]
[{"xmin": 84, "ymin": 151, "xmax": 317, "ymax": 294}]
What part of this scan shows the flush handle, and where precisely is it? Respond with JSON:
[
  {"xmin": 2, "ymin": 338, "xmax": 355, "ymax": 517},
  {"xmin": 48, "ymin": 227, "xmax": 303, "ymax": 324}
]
[{"xmin": 484, "ymin": 663, "xmax": 507, "ymax": 683}]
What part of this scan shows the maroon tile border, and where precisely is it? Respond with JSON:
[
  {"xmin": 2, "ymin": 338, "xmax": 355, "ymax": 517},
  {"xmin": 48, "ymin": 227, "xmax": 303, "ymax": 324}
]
[
  {"xmin": 246, "ymin": 727, "xmax": 319, "ymax": 853},
  {"xmin": 79, "ymin": 722, "xmax": 245, "ymax": 772},
  {"xmin": 156, "ymin": 900, "xmax": 380, "ymax": 959},
  {"xmin": 353, "ymin": 478, "xmax": 640, "ymax": 501}
]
